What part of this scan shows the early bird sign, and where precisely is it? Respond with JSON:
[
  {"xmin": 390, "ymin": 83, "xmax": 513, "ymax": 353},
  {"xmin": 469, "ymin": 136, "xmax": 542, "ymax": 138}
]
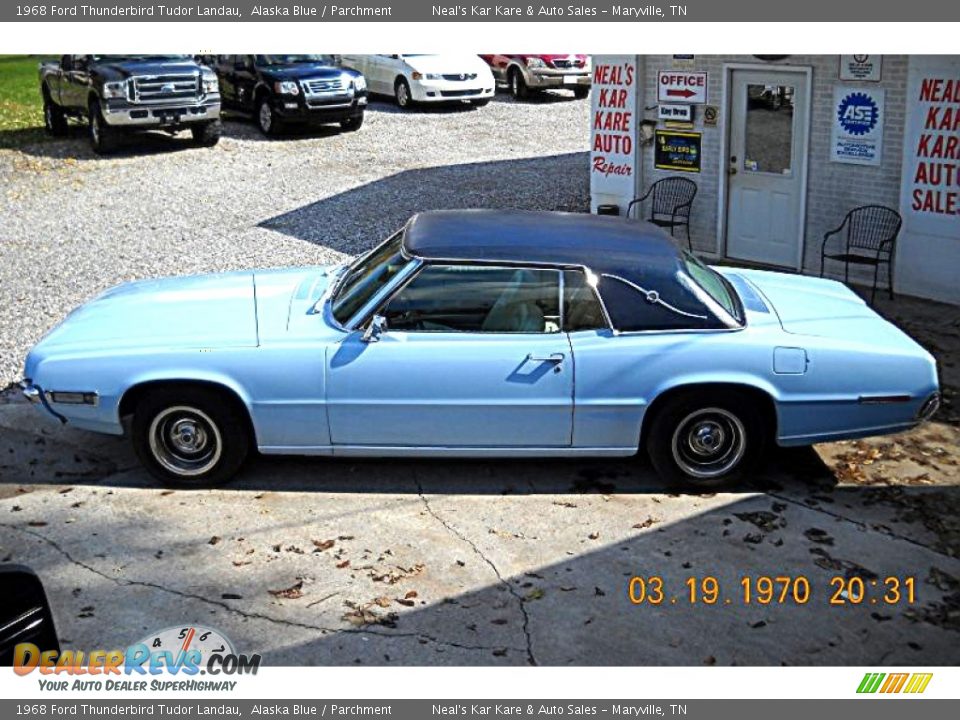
[{"xmin": 657, "ymin": 71, "xmax": 708, "ymax": 104}]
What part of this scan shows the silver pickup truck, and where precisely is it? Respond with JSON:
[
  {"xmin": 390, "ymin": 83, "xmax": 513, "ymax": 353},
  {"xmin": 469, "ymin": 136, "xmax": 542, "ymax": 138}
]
[{"xmin": 39, "ymin": 55, "xmax": 222, "ymax": 154}]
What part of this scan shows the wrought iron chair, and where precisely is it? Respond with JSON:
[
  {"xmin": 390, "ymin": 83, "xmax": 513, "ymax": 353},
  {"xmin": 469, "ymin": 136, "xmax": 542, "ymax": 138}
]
[
  {"xmin": 626, "ymin": 177, "xmax": 697, "ymax": 250},
  {"xmin": 820, "ymin": 205, "xmax": 902, "ymax": 303}
]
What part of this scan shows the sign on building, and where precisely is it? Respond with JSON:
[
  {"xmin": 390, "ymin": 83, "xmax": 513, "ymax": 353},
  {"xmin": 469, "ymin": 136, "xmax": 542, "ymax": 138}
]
[
  {"xmin": 654, "ymin": 130, "xmax": 702, "ymax": 173},
  {"xmin": 657, "ymin": 71, "xmax": 707, "ymax": 104},
  {"xmin": 830, "ymin": 86, "xmax": 885, "ymax": 166},
  {"xmin": 839, "ymin": 55, "xmax": 882, "ymax": 82},
  {"xmin": 590, "ymin": 56, "xmax": 637, "ymax": 200}
]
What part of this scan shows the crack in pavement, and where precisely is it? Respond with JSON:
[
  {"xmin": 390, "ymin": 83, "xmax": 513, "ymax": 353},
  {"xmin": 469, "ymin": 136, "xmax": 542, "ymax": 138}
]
[
  {"xmin": 757, "ymin": 485, "xmax": 957, "ymax": 560},
  {"xmin": 412, "ymin": 472, "xmax": 538, "ymax": 666},
  {"xmin": 0, "ymin": 522, "xmax": 525, "ymax": 659}
]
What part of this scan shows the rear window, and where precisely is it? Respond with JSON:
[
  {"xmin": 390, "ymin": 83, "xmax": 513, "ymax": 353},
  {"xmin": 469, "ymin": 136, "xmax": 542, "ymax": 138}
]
[{"xmin": 682, "ymin": 252, "xmax": 744, "ymax": 324}]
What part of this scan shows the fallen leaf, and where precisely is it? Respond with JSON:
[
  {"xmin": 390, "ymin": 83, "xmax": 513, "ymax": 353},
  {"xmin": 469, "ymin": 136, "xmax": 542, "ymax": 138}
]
[
  {"xmin": 208, "ymin": 536, "xmax": 221, "ymax": 545},
  {"xmin": 268, "ymin": 580, "xmax": 304, "ymax": 599},
  {"xmin": 336, "ymin": 560, "xmax": 351, "ymax": 569},
  {"xmin": 312, "ymin": 539, "xmax": 335, "ymax": 552}
]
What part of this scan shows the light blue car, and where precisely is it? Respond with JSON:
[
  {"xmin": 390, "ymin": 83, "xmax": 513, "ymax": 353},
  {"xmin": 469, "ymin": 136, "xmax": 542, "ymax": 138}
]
[{"xmin": 21, "ymin": 210, "xmax": 940, "ymax": 488}]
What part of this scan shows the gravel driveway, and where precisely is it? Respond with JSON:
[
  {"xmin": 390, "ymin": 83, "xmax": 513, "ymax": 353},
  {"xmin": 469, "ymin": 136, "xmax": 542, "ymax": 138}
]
[{"xmin": 0, "ymin": 93, "xmax": 590, "ymax": 388}]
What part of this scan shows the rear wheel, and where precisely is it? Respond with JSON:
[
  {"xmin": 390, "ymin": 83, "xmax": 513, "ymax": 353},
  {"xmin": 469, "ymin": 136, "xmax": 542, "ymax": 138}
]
[
  {"xmin": 645, "ymin": 390, "xmax": 765, "ymax": 489},
  {"xmin": 132, "ymin": 386, "xmax": 250, "ymax": 488},
  {"xmin": 88, "ymin": 99, "xmax": 119, "ymax": 155},
  {"xmin": 191, "ymin": 119, "xmax": 222, "ymax": 147},
  {"xmin": 43, "ymin": 92, "xmax": 68, "ymax": 136}
]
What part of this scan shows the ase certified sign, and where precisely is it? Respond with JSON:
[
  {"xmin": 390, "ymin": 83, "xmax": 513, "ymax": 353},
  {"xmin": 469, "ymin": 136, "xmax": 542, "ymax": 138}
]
[{"xmin": 657, "ymin": 71, "xmax": 708, "ymax": 104}]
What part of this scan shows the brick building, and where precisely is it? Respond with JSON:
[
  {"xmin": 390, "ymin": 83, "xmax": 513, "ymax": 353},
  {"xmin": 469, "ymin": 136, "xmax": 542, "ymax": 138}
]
[{"xmin": 590, "ymin": 55, "xmax": 959, "ymax": 304}]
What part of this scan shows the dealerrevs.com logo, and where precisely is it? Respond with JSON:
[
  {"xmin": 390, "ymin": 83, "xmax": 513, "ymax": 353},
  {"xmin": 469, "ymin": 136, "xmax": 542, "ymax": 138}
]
[
  {"xmin": 857, "ymin": 672, "xmax": 933, "ymax": 694},
  {"xmin": 13, "ymin": 625, "xmax": 260, "ymax": 692}
]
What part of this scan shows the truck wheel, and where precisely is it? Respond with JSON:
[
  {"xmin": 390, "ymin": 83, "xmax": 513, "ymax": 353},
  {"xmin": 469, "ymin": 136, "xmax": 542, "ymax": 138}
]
[
  {"xmin": 132, "ymin": 386, "xmax": 250, "ymax": 488},
  {"xmin": 645, "ymin": 390, "xmax": 765, "ymax": 489},
  {"xmin": 509, "ymin": 67, "xmax": 530, "ymax": 99},
  {"xmin": 573, "ymin": 86, "xmax": 590, "ymax": 100},
  {"xmin": 191, "ymin": 119, "xmax": 222, "ymax": 147},
  {"xmin": 88, "ymin": 99, "xmax": 119, "ymax": 155},
  {"xmin": 340, "ymin": 113, "xmax": 364, "ymax": 132},
  {"xmin": 256, "ymin": 97, "xmax": 280, "ymax": 136},
  {"xmin": 394, "ymin": 77, "xmax": 413, "ymax": 108},
  {"xmin": 43, "ymin": 93, "xmax": 68, "ymax": 136}
]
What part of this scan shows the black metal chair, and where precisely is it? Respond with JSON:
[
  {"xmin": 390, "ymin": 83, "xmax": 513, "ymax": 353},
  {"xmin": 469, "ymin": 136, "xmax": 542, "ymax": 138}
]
[
  {"xmin": 820, "ymin": 205, "xmax": 902, "ymax": 303},
  {"xmin": 626, "ymin": 177, "xmax": 697, "ymax": 250}
]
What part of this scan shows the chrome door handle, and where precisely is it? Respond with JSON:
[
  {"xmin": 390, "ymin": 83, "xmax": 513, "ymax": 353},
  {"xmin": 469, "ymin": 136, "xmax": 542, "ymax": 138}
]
[{"xmin": 527, "ymin": 353, "xmax": 565, "ymax": 363}]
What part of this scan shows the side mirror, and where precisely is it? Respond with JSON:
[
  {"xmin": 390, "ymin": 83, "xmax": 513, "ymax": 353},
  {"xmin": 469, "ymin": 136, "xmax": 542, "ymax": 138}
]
[
  {"xmin": 362, "ymin": 314, "xmax": 388, "ymax": 343},
  {"xmin": 0, "ymin": 565, "xmax": 60, "ymax": 666}
]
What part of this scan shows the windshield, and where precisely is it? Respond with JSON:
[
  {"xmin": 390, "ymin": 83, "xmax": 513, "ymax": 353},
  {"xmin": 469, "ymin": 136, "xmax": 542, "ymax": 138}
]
[
  {"xmin": 256, "ymin": 55, "xmax": 336, "ymax": 66},
  {"xmin": 682, "ymin": 252, "xmax": 743, "ymax": 324},
  {"xmin": 331, "ymin": 234, "xmax": 408, "ymax": 325},
  {"xmin": 92, "ymin": 55, "xmax": 191, "ymax": 62}
]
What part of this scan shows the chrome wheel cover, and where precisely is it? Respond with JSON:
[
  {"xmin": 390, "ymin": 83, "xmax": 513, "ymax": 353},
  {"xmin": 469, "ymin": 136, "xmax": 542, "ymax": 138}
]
[
  {"xmin": 670, "ymin": 407, "xmax": 746, "ymax": 479},
  {"xmin": 396, "ymin": 82, "xmax": 409, "ymax": 106},
  {"xmin": 148, "ymin": 405, "xmax": 222, "ymax": 477},
  {"xmin": 258, "ymin": 102, "xmax": 272, "ymax": 132}
]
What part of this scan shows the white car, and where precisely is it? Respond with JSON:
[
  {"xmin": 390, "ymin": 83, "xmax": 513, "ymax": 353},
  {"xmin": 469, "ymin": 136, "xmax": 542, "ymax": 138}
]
[{"xmin": 339, "ymin": 54, "xmax": 495, "ymax": 108}]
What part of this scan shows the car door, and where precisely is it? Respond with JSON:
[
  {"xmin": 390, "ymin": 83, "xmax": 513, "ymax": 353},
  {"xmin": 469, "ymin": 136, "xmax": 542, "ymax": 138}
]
[
  {"xmin": 232, "ymin": 55, "xmax": 258, "ymax": 112},
  {"xmin": 325, "ymin": 264, "xmax": 574, "ymax": 449},
  {"xmin": 215, "ymin": 55, "xmax": 240, "ymax": 109},
  {"xmin": 63, "ymin": 55, "xmax": 89, "ymax": 110}
]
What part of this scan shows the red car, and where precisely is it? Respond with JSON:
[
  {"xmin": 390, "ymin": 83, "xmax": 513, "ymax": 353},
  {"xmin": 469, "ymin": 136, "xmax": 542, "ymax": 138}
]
[{"xmin": 480, "ymin": 55, "xmax": 591, "ymax": 99}]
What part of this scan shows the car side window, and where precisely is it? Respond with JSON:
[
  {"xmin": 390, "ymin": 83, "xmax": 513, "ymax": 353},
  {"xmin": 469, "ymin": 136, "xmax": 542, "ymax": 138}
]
[
  {"xmin": 563, "ymin": 270, "xmax": 607, "ymax": 332},
  {"xmin": 383, "ymin": 265, "xmax": 561, "ymax": 334},
  {"xmin": 599, "ymin": 275, "xmax": 721, "ymax": 332}
]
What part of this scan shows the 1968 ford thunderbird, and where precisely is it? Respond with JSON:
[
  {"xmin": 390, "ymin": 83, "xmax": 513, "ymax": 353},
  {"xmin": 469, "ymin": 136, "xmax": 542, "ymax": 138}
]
[{"xmin": 21, "ymin": 210, "xmax": 940, "ymax": 488}]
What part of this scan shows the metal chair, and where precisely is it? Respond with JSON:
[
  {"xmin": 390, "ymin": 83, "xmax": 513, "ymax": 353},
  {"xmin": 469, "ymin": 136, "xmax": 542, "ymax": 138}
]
[
  {"xmin": 820, "ymin": 205, "xmax": 902, "ymax": 303},
  {"xmin": 626, "ymin": 177, "xmax": 697, "ymax": 250}
]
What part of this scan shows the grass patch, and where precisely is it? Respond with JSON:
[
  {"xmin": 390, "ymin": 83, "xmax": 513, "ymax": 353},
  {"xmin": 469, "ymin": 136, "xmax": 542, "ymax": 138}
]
[{"xmin": 0, "ymin": 55, "xmax": 54, "ymax": 148}]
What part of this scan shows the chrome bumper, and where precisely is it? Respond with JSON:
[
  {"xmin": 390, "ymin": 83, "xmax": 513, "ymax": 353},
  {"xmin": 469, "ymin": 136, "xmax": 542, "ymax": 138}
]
[
  {"xmin": 20, "ymin": 380, "xmax": 41, "ymax": 404},
  {"xmin": 102, "ymin": 100, "xmax": 221, "ymax": 127},
  {"xmin": 525, "ymin": 69, "xmax": 590, "ymax": 88}
]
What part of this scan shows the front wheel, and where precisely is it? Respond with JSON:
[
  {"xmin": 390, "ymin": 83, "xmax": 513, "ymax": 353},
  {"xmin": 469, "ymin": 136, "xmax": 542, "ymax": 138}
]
[
  {"xmin": 191, "ymin": 119, "xmax": 222, "ymax": 147},
  {"xmin": 509, "ymin": 68, "xmax": 530, "ymax": 99},
  {"xmin": 340, "ymin": 113, "xmax": 364, "ymax": 132},
  {"xmin": 132, "ymin": 387, "xmax": 250, "ymax": 488},
  {"xmin": 394, "ymin": 77, "xmax": 414, "ymax": 108},
  {"xmin": 88, "ymin": 99, "xmax": 119, "ymax": 154},
  {"xmin": 256, "ymin": 96, "xmax": 280, "ymax": 136},
  {"xmin": 645, "ymin": 391, "xmax": 765, "ymax": 489}
]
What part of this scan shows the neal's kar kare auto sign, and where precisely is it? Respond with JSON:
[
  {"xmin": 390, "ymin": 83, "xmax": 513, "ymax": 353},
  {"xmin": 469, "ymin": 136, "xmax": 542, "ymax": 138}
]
[
  {"xmin": 830, "ymin": 86, "xmax": 885, "ymax": 166},
  {"xmin": 907, "ymin": 76, "xmax": 960, "ymax": 219},
  {"xmin": 591, "ymin": 57, "xmax": 637, "ymax": 196}
]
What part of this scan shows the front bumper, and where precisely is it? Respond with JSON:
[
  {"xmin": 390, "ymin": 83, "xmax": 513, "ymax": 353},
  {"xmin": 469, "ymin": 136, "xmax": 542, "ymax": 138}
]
[
  {"xmin": 524, "ymin": 67, "xmax": 591, "ymax": 89},
  {"xmin": 102, "ymin": 98, "xmax": 221, "ymax": 127},
  {"xmin": 273, "ymin": 94, "xmax": 366, "ymax": 122},
  {"xmin": 411, "ymin": 80, "xmax": 495, "ymax": 102}
]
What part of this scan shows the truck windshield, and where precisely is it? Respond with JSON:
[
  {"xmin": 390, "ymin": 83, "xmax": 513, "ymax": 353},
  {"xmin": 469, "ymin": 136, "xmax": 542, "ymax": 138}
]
[
  {"xmin": 331, "ymin": 234, "xmax": 408, "ymax": 326},
  {"xmin": 256, "ymin": 55, "xmax": 336, "ymax": 66},
  {"xmin": 92, "ymin": 55, "xmax": 191, "ymax": 62},
  {"xmin": 682, "ymin": 252, "xmax": 744, "ymax": 325}
]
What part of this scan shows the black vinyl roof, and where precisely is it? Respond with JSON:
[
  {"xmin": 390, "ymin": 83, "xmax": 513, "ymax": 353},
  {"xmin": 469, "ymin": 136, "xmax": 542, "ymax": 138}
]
[{"xmin": 402, "ymin": 209, "xmax": 682, "ymax": 278}]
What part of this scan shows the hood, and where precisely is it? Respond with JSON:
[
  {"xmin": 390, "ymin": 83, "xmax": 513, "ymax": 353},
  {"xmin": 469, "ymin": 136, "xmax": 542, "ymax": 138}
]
[
  {"xmin": 402, "ymin": 54, "xmax": 489, "ymax": 75},
  {"xmin": 259, "ymin": 63, "xmax": 345, "ymax": 81},
  {"xmin": 95, "ymin": 59, "xmax": 202, "ymax": 78},
  {"xmin": 249, "ymin": 265, "xmax": 344, "ymax": 342},
  {"xmin": 732, "ymin": 269, "xmax": 927, "ymax": 350},
  {"xmin": 34, "ymin": 271, "xmax": 258, "ymax": 355}
]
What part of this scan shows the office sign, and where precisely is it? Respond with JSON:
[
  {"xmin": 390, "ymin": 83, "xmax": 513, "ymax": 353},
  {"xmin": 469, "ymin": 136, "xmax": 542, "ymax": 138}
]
[
  {"xmin": 654, "ymin": 130, "xmax": 702, "ymax": 172},
  {"xmin": 657, "ymin": 71, "xmax": 708, "ymax": 104}
]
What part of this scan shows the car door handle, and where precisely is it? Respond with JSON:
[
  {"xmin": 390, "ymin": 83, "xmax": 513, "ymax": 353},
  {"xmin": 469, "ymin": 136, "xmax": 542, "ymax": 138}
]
[{"xmin": 527, "ymin": 353, "xmax": 565, "ymax": 363}]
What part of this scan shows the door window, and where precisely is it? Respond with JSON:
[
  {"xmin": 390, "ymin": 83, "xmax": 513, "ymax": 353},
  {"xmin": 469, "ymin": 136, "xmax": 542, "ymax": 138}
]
[
  {"xmin": 382, "ymin": 265, "xmax": 561, "ymax": 334},
  {"xmin": 563, "ymin": 270, "xmax": 607, "ymax": 331},
  {"xmin": 743, "ymin": 83, "xmax": 795, "ymax": 175}
]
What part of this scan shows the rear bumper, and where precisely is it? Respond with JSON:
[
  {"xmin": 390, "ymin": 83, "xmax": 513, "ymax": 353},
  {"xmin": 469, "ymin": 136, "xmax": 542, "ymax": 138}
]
[{"xmin": 102, "ymin": 99, "xmax": 221, "ymax": 127}]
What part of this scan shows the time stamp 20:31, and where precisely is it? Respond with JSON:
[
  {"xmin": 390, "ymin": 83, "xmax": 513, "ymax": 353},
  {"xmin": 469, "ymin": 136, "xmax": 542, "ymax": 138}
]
[{"xmin": 628, "ymin": 576, "xmax": 918, "ymax": 606}]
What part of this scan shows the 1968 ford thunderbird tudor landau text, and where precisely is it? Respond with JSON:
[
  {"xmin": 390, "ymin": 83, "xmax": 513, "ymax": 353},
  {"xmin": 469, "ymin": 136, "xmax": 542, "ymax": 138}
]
[{"xmin": 21, "ymin": 210, "xmax": 940, "ymax": 488}]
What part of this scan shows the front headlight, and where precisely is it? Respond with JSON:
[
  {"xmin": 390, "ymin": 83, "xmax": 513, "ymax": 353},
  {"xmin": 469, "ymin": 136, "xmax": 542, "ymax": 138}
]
[
  {"xmin": 524, "ymin": 57, "xmax": 547, "ymax": 69},
  {"xmin": 202, "ymin": 74, "xmax": 218, "ymax": 94},
  {"xmin": 351, "ymin": 74, "xmax": 366, "ymax": 92},
  {"xmin": 274, "ymin": 80, "xmax": 300, "ymax": 95},
  {"xmin": 102, "ymin": 80, "xmax": 127, "ymax": 100}
]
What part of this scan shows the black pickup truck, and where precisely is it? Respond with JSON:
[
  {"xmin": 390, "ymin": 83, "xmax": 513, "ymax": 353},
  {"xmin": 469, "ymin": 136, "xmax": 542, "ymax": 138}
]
[
  {"xmin": 209, "ymin": 55, "xmax": 367, "ymax": 136},
  {"xmin": 39, "ymin": 55, "xmax": 222, "ymax": 154}
]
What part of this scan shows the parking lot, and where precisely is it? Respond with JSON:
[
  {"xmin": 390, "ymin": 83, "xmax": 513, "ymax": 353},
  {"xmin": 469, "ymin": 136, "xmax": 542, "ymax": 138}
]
[{"xmin": 1, "ymin": 93, "xmax": 959, "ymax": 666}]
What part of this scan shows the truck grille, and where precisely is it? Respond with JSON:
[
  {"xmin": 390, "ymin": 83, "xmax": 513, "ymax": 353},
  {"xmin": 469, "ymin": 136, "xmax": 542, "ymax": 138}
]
[
  {"xmin": 442, "ymin": 73, "xmax": 477, "ymax": 81},
  {"xmin": 131, "ymin": 74, "xmax": 200, "ymax": 104},
  {"xmin": 551, "ymin": 59, "xmax": 583, "ymax": 69},
  {"xmin": 303, "ymin": 78, "xmax": 345, "ymax": 94}
]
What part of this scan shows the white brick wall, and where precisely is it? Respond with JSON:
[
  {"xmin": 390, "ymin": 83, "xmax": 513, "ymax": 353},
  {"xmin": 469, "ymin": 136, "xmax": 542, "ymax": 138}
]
[{"xmin": 631, "ymin": 55, "xmax": 908, "ymax": 284}]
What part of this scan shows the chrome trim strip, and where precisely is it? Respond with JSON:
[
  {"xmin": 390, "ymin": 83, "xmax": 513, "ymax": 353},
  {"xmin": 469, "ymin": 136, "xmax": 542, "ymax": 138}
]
[{"xmin": 602, "ymin": 273, "xmax": 709, "ymax": 321}]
